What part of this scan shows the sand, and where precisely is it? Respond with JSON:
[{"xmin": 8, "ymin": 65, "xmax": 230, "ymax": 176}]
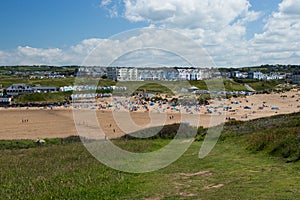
[{"xmin": 0, "ymin": 90, "xmax": 299, "ymax": 140}]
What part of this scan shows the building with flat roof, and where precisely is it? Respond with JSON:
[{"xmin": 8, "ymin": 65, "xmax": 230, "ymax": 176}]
[
  {"xmin": 33, "ymin": 86, "xmax": 57, "ymax": 93},
  {"xmin": 107, "ymin": 67, "xmax": 213, "ymax": 81}
]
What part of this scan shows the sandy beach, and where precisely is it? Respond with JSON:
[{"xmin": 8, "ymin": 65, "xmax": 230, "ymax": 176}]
[{"xmin": 0, "ymin": 90, "xmax": 299, "ymax": 140}]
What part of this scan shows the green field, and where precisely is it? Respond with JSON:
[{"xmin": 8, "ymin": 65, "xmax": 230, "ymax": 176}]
[
  {"xmin": 1, "ymin": 113, "xmax": 299, "ymax": 199},
  {"xmin": 0, "ymin": 77, "xmax": 76, "ymax": 88},
  {"xmin": 247, "ymin": 81, "xmax": 281, "ymax": 92},
  {"xmin": 13, "ymin": 91, "xmax": 72, "ymax": 104},
  {"xmin": 233, "ymin": 79, "xmax": 283, "ymax": 92},
  {"xmin": 189, "ymin": 79, "xmax": 247, "ymax": 91},
  {"xmin": 0, "ymin": 77, "xmax": 117, "ymax": 88}
]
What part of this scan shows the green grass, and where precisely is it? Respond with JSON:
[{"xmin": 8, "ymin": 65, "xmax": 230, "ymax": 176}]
[
  {"xmin": 13, "ymin": 91, "xmax": 72, "ymax": 103},
  {"xmin": 222, "ymin": 79, "xmax": 247, "ymax": 91},
  {"xmin": 135, "ymin": 82, "xmax": 174, "ymax": 95},
  {"xmin": 1, "ymin": 138, "xmax": 299, "ymax": 199},
  {"xmin": 114, "ymin": 81, "xmax": 177, "ymax": 95},
  {"xmin": 0, "ymin": 77, "xmax": 76, "ymax": 88},
  {"xmin": 0, "ymin": 136, "xmax": 82, "ymax": 150},
  {"xmin": 222, "ymin": 112, "xmax": 300, "ymax": 162},
  {"xmin": 189, "ymin": 79, "xmax": 247, "ymax": 91},
  {"xmin": 1, "ymin": 113, "xmax": 300, "ymax": 199},
  {"xmin": 0, "ymin": 77, "xmax": 116, "ymax": 88},
  {"xmin": 247, "ymin": 80, "xmax": 282, "ymax": 92}
]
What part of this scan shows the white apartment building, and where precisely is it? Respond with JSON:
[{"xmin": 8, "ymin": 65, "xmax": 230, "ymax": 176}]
[
  {"xmin": 107, "ymin": 67, "xmax": 212, "ymax": 81},
  {"xmin": 107, "ymin": 67, "xmax": 138, "ymax": 81}
]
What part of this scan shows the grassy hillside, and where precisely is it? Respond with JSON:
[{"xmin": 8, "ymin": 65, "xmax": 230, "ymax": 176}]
[
  {"xmin": 1, "ymin": 138, "xmax": 299, "ymax": 199},
  {"xmin": 248, "ymin": 80, "xmax": 282, "ymax": 91},
  {"xmin": 0, "ymin": 113, "xmax": 299, "ymax": 199},
  {"xmin": 0, "ymin": 77, "xmax": 116, "ymax": 88},
  {"xmin": 234, "ymin": 79, "xmax": 283, "ymax": 92},
  {"xmin": 13, "ymin": 91, "xmax": 72, "ymax": 104},
  {"xmin": 0, "ymin": 77, "xmax": 75, "ymax": 88},
  {"xmin": 221, "ymin": 112, "xmax": 300, "ymax": 162},
  {"xmin": 190, "ymin": 79, "xmax": 248, "ymax": 91}
]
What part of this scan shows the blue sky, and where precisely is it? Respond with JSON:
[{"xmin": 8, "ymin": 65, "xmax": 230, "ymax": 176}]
[
  {"xmin": 0, "ymin": 0, "xmax": 145, "ymax": 49},
  {"xmin": 0, "ymin": 0, "xmax": 299, "ymax": 67}
]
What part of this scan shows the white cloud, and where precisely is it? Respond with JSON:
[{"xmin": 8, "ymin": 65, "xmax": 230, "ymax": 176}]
[
  {"xmin": 101, "ymin": 0, "xmax": 122, "ymax": 17},
  {"xmin": 249, "ymin": 0, "xmax": 300, "ymax": 65},
  {"xmin": 101, "ymin": 0, "xmax": 112, "ymax": 7},
  {"xmin": 1, "ymin": 0, "xmax": 300, "ymax": 67},
  {"xmin": 17, "ymin": 46, "xmax": 62, "ymax": 58},
  {"xmin": 102, "ymin": 0, "xmax": 265, "ymax": 66},
  {"xmin": 0, "ymin": 29, "xmax": 215, "ymax": 67},
  {"xmin": 279, "ymin": 0, "xmax": 300, "ymax": 15},
  {"xmin": 100, "ymin": 0, "xmax": 300, "ymax": 66},
  {"xmin": 124, "ymin": 0, "xmax": 253, "ymax": 30},
  {"xmin": 0, "ymin": 46, "xmax": 65, "ymax": 66},
  {"xmin": 81, "ymin": 29, "xmax": 214, "ymax": 67}
]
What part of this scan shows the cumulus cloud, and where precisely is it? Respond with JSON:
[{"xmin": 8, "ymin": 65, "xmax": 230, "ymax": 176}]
[
  {"xmin": 101, "ymin": 0, "xmax": 264, "ymax": 66},
  {"xmin": 0, "ymin": 46, "xmax": 65, "ymax": 66},
  {"xmin": 0, "ymin": 29, "xmax": 215, "ymax": 67},
  {"xmin": 81, "ymin": 29, "xmax": 214, "ymax": 67},
  {"xmin": 1, "ymin": 0, "xmax": 300, "ymax": 66},
  {"xmin": 249, "ymin": 0, "xmax": 300, "ymax": 65},
  {"xmin": 279, "ymin": 0, "xmax": 300, "ymax": 15},
  {"xmin": 17, "ymin": 46, "xmax": 62, "ymax": 57},
  {"xmin": 98, "ymin": 0, "xmax": 300, "ymax": 66}
]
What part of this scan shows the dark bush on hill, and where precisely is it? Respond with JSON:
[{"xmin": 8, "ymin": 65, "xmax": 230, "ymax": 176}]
[{"xmin": 121, "ymin": 123, "xmax": 197, "ymax": 140}]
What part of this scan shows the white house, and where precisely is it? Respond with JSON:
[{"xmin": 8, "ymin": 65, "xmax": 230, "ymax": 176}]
[
  {"xmin": 6, "ymin": 84, "xmax": 34, "ymax": 96},
  {"xmin": 0, "ymin": 97, "xmax": 12, "ymax": 105},
  {"xmin": 248, "ymin": 71, "xmax": 265, "ymax": 80}
]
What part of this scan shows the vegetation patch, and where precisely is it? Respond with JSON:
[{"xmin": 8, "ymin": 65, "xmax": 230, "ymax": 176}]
[
  {"xmin": 190, "ymin": 79, "xmax": 247, "ymax": 91},
  {"xmin": 0, "ymin": 110, "xmax": 300, "ymax": 199},
  {"xmin": 13, "ymin": 91, "xmax": 72, "ymax": 104},
  {"xmin": 247, "ymin": 80, "xmax": 281, "ymax": 91},
  {"xmin": 0, "ymin": 136, "xmax": 82, "ymax": 150}
]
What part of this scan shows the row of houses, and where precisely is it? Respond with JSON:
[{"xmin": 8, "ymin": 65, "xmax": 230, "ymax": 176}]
[
  {"xmin": 107, "ymin": 67, "xmax": 213, "ymax": 81},
  {"xmin": 5, "ymin": 84, "xmax": 57, "ymax": 96},
  {"xmin": 2, "ymin": 84, "xmax": 128, "ymax": 97},
  {"xmin": 0, "ymin": 84, "xmax": 58, "ymax": 105},
  {"xmin": 229, "ymin": 70, "xmax": 300, "ymax": 84},
  {"xmin": 229, "ymin": 71, "xmax": 287, "ymax": 80}
]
